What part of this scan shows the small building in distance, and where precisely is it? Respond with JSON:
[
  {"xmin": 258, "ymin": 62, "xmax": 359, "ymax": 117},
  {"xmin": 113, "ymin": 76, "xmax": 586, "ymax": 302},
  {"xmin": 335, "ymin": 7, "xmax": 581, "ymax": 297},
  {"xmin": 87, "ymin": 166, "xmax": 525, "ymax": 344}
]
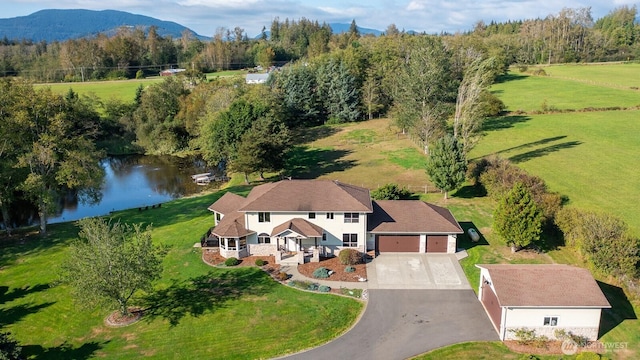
[
  {"xmin": 245, "ymin": 73, "xmax": 270, "ymax": 84},
  {"xmin": 160, "ymin": 68, "xmax": 186, "ymax": 76}
]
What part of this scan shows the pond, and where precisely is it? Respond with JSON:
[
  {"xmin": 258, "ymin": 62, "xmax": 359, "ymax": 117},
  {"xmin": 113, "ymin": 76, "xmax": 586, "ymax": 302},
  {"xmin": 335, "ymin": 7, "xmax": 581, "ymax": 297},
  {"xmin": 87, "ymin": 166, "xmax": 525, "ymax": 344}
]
[{"xmin": 6, "ymin": 155, "xmax": 220, "ymax": 228}]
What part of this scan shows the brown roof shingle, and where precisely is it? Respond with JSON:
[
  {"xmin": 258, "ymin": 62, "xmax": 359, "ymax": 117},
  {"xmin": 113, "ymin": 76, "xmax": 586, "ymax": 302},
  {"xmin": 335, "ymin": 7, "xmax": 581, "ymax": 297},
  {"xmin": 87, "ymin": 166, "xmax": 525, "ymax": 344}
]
[
  {"xmin": 207, "ymin": 192, "xmax": 247, "ymax": 215},
  {"xmin": 211, "ymin": 212, "xmax": 254, "ymax": 238},
  {"xmin": 477, "ymin": 264, "xmax": 611, "ymax": 308},
  {"xmin": 271, "ymin": 218, "xmax": 324, "ymax": 238},
  {"xmin": 368, "ymin": 200, "xmax": 463, "ymax": 234},
  {"xmin": 238, "ymin": 180, "xmax": 373, "ymax": 212}
]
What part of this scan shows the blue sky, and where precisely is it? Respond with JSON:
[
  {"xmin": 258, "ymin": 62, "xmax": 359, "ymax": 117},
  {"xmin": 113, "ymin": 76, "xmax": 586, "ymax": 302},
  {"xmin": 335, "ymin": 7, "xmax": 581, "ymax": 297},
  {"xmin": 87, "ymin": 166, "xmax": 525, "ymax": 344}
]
[{"xmin": 2, "ymin": 0, "xmax": 638, "ymax": 37}]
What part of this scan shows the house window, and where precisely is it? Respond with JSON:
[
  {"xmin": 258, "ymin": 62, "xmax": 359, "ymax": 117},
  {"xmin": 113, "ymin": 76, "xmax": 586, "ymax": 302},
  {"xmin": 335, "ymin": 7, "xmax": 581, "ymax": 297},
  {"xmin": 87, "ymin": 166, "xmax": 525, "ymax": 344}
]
[
  {"xmin": 258, "ymin": 212, "xmax": 270, "ymax": 223},
  {"xmin": 342, "ymin": 233, "xmax": 358, "ymax": 247},
  {"xmin": 215, "ymin": 213, "xmax": 221, "ymax": 222},
  {"xmin": 326, "ymin": 212, "xmax": 334, "ymax": 219},
  {"xmin": 258, "ymin": 233, "xmax": 271, "ymax": 244},
  {"xmin": 322, "ymin": 233, "xmax": 327, "ymax": 242},
  {"xmin": 344, "ymin": 213, "xmax": 359, "ymax": 223},
  {"xmin": 543, "ymin": 317, "xmax": 558, "ymax": 326},
  {"xmin": 239, "ymin": 238, "xmax": 247, "ymax": 250},
  {"xmin": 227, "ymin": 239, "xmax": 237, "ymax": 250},
  {"xmin": 308, "ymin": 212, "xmax": 316, "ymax": 219}
]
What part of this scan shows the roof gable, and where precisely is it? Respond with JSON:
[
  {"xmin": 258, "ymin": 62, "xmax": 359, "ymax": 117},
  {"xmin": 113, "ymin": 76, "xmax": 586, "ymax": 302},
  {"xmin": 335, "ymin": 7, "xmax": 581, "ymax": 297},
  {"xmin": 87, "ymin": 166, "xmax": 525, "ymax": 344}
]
[
  {"xmin": 239, "ymin": 180, "xmax": 373, "ymax": 212},
  {"xmin": 368, "ymin": 200, "xmax": 463, "ymax": 233},
  {"xmin": 271, "ymin": 218, "xmax": 324, "ymax": 238},
  {"xmin": 477, "ymin": 264, "xmax": 611, "ymax": 308}
]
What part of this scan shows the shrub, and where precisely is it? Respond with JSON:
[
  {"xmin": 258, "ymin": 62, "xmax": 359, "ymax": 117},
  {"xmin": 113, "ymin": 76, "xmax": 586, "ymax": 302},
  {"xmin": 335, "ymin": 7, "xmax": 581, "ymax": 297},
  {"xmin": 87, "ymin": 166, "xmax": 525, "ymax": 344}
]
[
  {"xmin": 509, "ymin": 328, "xmax": 537, "ymax": 345},
  {"xmin": 224, "ymin": 257, "xmax": 239, "ymax": 266},
  {"xmin": 371, "ymin": 183, "xmax": 411, "ymax": 200},
  {"xmin": 255, "ymin": 259, "xmax": 265, "ymax": 266},
  {"xmin": 313, "ymin": 267, "xmax": 330, "ymax": 279},
  {"xmin": 308, "ymin": 283, "xmax": 319, "ymax": 291},
  {"xmin": 0, "ymin": 332, "xmax": 22, "ymax": 360},
  {"xmin": 339, "ymin": 248, "xmax": 361, "ymax": 265},
  {"xmin": 318, "ymin": 285, "xmax": 331, "ymax": 292},
  {"xmin": 277, "ymin": 271, "xmax": 289, "ymax": 281},
  {"xmin": 345, "ymin": 266, "xmax": 355, "ymax": 273},
  {"xmin": 135, "ymin": 69, "xmax": 145, "ymax": 79}
]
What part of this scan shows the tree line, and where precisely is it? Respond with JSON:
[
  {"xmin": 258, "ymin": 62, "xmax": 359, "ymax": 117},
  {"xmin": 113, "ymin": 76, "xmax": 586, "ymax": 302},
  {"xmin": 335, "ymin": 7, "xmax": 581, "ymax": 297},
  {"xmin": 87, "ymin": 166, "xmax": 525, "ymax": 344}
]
[{"xmin": 1, "ymin": 6, "xmax": 639, "ymax": 82}]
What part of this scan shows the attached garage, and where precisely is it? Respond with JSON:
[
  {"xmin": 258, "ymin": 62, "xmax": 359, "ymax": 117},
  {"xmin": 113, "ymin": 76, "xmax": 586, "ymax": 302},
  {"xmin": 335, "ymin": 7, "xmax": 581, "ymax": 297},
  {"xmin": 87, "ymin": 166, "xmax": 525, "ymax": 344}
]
[
  {"xmin": 426, "ymin": 235, "xmax": 448, "ymax": 253},
  {"xmin": 377, "ymin": 235, "xmax": 419, "ymax": 252}
]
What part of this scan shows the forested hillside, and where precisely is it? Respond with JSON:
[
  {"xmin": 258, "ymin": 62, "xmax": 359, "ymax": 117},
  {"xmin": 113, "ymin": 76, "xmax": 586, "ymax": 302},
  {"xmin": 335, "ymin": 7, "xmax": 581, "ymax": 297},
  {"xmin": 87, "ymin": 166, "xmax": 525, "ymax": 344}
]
[{"xmin": 0, "ymin": 9, "xmax": 203, "ymax": 43}]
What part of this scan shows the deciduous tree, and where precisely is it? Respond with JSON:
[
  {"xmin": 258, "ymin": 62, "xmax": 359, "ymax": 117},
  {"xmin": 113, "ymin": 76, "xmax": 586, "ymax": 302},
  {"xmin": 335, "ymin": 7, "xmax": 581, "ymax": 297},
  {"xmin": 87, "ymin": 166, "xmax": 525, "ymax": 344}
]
[{"xmin": 61, "ymin": 218, "xmax": 164, "ymax": 316}]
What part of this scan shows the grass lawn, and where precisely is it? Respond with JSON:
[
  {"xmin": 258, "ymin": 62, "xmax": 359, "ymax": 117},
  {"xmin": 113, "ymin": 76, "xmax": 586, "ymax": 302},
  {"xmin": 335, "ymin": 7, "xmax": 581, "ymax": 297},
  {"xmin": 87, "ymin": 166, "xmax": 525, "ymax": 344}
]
[
  {"xmin": 491, "ymin": 71, "xmax": 640, "ymax": 113},
  {"xmin": 542, "ymin": 63, "xmax": 640, "ymax": 90},
  {"xmin": 414, "ymin": 341, "xmax": 575, "ymax": 359},
  {"xmin": 36, "ymin": 78, "xmax": 164, "ymax": 102},
  {"xmin": 473, "ymin": 113, "xmax": 640, "ymax": 236},
  {"xmin": 0, "ymin": 189, "xmax": 362, "ymax": 359}
]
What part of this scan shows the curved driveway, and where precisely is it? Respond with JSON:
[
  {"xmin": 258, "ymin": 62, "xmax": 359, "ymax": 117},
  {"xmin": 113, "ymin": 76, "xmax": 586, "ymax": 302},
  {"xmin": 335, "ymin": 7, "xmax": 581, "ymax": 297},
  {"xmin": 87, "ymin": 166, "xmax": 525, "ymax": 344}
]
[
  {"xmin": 283, "ymin": 289, "xmax": 497, "ymax": 360},
  {"xmin": 281, "ymin": 254, "xmax": 498, "ymax": 360}
]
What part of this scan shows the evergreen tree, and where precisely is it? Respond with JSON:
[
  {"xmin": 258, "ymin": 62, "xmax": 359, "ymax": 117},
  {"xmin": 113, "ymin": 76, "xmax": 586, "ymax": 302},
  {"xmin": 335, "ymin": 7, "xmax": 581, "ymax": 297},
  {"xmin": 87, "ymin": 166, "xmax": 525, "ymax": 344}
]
[
  {"xmin": 493, "ymin": 182, "xmax": 543, "ymax": 252},
  {"xmin": 425, "ymin": 134, "xmax": 467, "ymax": 199}
]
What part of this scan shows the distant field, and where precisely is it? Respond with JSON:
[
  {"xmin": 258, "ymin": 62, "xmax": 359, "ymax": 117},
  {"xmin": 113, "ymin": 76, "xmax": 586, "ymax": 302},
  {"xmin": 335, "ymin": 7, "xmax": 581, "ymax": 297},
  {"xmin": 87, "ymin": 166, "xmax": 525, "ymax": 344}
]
[
  {"xmin": 482, "ymin": 62, "xmax": 640, "ymax": 234},
  {"xmin": 37, "ymin": 78, "xmax": 163, "ymax": 102},
  {"xmin": 543, "ymin": 62, "xmax": 640, "ymax": 89},
  {"xmin": 491, "ymin": 72, "xmax": 640, "ymax": 113}
]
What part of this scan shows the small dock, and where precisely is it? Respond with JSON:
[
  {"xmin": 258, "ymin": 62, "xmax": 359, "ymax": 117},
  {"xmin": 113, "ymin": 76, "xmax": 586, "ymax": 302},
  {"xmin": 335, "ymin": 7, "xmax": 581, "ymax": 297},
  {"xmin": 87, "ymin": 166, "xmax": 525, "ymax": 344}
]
[{"xmin": 191, "ymin": 172, "xmax": 229, "ymax": 185}]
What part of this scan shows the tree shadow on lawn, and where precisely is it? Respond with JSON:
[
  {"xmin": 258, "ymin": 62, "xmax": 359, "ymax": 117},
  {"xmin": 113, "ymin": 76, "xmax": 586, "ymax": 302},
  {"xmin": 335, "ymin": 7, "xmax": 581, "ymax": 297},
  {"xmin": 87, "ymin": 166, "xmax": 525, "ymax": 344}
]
[
  {"xmin": 0, "ymin": 284, "xmax": 50, "ymax": 305},
  {"xmin": 493, "ymin": 136, "xmax": 568, "ymax": 156},
  {"xmin": 457, "ymin": 221, "xmax": 489, "ymax": 251},
  {"xmin": 284, "ymin": 146, "xmax": 357, "ymax": 179},
  {"xmin": 22, "ymin": 341, "xmax": 107, "ymax": 360},
  {"xmin": 453, "ymin": 185, "xmax": 487, "ymax": 199},
  {"xmin": 509, "ymin": 141, "xmax": 582, "ymax": 163},
  {"xmin": 494, "ymin": 73, "xmax": 528, "ymax": 84},
  {"xmin": 292, "ymin": 125, "xmax": 340, "ymax": 144},
  {"xmin": 597, "ymin": 281, "xmax": 637, "ymax": 338},
  {"xmin": 482, "ymin": 115, "xmax": 531, "ymax": 132},
  {"xmin": 0, "ymin": 301, "xmax": 55, "ymax": 327},
  {"xmin": 139, "ymin": 268, "xmax": 277, "ymax": 326},
  {"xmin": 0, "ymin": 223, "xmax": 80, "ymax": 268}
]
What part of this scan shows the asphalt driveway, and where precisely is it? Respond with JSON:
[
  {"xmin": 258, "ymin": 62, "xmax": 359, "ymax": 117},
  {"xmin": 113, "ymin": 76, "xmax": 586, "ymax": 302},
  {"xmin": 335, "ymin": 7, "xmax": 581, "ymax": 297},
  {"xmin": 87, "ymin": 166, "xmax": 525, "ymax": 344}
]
[{"xmin": 281, "ymin": 289, "xmax": 498, "ymax": 360}]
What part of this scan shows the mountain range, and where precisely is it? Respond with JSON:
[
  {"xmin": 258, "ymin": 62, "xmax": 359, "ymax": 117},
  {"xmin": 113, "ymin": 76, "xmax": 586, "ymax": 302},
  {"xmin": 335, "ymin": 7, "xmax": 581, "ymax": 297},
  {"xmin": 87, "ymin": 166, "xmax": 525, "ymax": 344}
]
[{"xmin": 0, "ymin": 9, "xmax": 385, "ymax": 43}]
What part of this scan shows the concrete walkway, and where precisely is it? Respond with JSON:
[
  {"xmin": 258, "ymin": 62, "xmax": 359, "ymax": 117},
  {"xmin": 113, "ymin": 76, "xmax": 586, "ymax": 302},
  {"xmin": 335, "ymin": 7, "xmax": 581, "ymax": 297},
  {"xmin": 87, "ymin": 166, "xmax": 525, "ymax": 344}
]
[{"xmin": 279, "ymin": 264, "xmax": 369, "ymax": 289}]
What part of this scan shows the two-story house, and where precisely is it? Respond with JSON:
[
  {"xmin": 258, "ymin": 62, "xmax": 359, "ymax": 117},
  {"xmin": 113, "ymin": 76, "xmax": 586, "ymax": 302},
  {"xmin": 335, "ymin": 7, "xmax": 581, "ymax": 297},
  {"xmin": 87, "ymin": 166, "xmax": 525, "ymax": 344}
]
[{"xmin": 206, "ymin": 179, "xmax": 463, "ymax": 263}]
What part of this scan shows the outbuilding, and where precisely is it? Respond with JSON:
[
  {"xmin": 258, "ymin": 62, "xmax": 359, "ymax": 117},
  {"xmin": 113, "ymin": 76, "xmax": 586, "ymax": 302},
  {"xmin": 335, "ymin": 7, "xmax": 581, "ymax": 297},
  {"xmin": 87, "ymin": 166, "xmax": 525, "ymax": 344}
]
[{"xmin": 476, "ymin": 264, "xmax": 611, "ymax": 341}]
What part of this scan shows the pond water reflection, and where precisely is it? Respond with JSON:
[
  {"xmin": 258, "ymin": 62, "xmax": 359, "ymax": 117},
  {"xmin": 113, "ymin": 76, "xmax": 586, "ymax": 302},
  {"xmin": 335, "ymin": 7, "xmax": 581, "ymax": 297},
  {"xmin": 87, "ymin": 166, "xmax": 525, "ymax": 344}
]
[{"xmin": 9, "ymin": 155, "xmax": 217, "ymax": 227}]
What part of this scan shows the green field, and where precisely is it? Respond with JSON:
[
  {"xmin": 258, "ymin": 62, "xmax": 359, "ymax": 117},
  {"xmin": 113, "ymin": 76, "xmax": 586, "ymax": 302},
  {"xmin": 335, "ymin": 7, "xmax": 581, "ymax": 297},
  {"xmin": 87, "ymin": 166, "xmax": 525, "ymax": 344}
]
[
  {"xmin": 543, "ymin": 63, "xmax": 640, "ymax": 89},
  {"xmin": 37, "ymin": 78, "xmax": 163, "ymax": 102},
  {"xmin": 471, "ymin": 110, "xmax": 640, "ymax": 234}
]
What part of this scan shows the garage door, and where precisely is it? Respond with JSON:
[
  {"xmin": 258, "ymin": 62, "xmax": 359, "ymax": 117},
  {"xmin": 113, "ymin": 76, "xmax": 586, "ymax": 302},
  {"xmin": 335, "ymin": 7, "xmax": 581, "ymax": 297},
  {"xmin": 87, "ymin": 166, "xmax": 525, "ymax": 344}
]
[
  {"xmin": 426, "ymin": 235, "xmax": 448, "ymax": 252},
  {"xmin": 481, "ymin": 278, "xmax": 502, "ymax": 331},
  {"xmin": 377, "ymin": 235, "xmax": 419, "ymax": 252}
]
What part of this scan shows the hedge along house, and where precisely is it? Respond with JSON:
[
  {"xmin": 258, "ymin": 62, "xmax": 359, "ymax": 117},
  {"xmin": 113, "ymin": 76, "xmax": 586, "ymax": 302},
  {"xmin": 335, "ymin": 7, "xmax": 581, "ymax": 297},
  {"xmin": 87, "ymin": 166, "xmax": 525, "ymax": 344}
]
[
  {"xmin": 476, "ymin": 264, "xmax": 611, "ymax": 341},
  {"xmin": 206, "ymin": 179, "xmax": 463, "ymax": 264}
]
